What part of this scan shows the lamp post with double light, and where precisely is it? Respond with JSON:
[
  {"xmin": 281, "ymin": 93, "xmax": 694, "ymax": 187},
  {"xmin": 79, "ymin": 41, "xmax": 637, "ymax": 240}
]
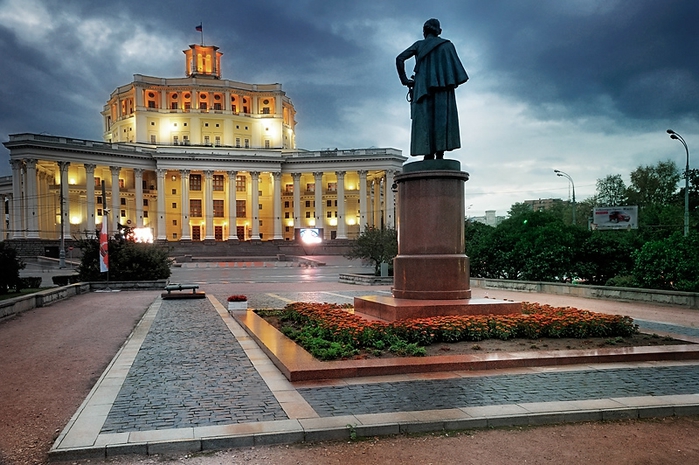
[
  {"xmin": 554, "ymin": 169, "xmax": 576, "ymax": 225},
  {"xmin": 666, "ymin": 129, "xmax": 690, "ymax": 237}
]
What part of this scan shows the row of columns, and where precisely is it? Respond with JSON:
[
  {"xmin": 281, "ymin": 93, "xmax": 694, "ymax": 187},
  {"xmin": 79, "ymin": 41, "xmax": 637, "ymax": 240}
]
[{"xmin": 7, "ymin": 159, "xmax": 397, "ymax": 241}]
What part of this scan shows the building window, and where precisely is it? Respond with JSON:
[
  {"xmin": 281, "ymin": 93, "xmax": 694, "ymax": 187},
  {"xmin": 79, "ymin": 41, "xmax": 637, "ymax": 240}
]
[
  {"xmin": 173, "ymin": 220, "xmax": 177, "ymax": 226},
  {"xmin": 244, "ymin": 139, "xmax": 249, "ymax": 148},
  {"xmin": 95, "ymin": 177, "xmax": 101, "ymax": 187},
  {"xmin": 190, "ymin": 199, "xmax": 202, "ymax": 217},
  {"xmin": 143, "ymin": 211, "xmax": 149, "ymax": 218},
  {"xmin": 119, "ymin": 179, "xmax": 125, "ymax": 189},
  {"xmin": 190, "ymin": 174, "xmax": 202, "ymax": 191},
  {"xmin": 214, "ymin": 136, "xmax": 221, "ymax": 146},
  {"xmin": 172, "ymin": 203, "xmax": 177, "ymax": 209},
  {"xmin": 97, "ymin": 197, "xmax": 102, "ymax": 204},
  {"xmin": 97, "ymin": 208, "xmax": 102, "ymax": 216},
  {"xmin": 305, "ymin": 201, "xmax": 311, "ymax": 208},
  {"xmin": 285, "ymin": 184, "xmax": 293, "ymax": 194},
  {"xmin": 171, "ymin": 102, "xmax": 178, "ymax": 110},
  {"xmin": 150, "ymin": 135, "xmax": 156, "ymax": 144},
  {"xmin": 214, "ymin": 103, "xmax": 222, "ymax": 111},
  {"xmin": 284, "ymin": 201, "xmax": 290, "ymax": 208},
  {"xmin": 258, "ymin": 204, "xmax": 262, "ymax": 210},
  {"xmin": 213, "ymin": 175, "xmax": 224, "ymax": 191},
  {"xmin": 147, "ymin": 101, "xmax": 156, "ymax": 108},
  {"xmin": 121, "ymin": 198, "xmax": 126, "ymax": 205},
  {"xmin": 121, "ymin": 210, "xmax": 126, "ymax": 217},
  {"xmin": 199, "ymin": 102, "xmax": 207, "ymax": 110},
  {"xmin": 262, "ymin": 107, "xmax": 270, "ymax": 114},
  {"xmin": 327, "ymin": 182, "xmax": 337, "ymax": 192},
  {"xmin": 204, "ymin": 135, "xmax": 210, "ymax": 145},
  {"xmin": 213, "ymin": 200, "xmax": 224, "ymax": 217},
  {"xmin": 326, "ymin": 200, "xmax": 332, "ymax": 207},
  {"xmin": 143, "ymin": 199, "xmax": 149, "ymax": 206},
  {"xmin": 284, "ymin": 212, "xmax": 289, "ymax": 219},
  {"xmin": 236, "ymin": 176, "xmax": 246, "ymax": 192},
  {"xmin": 236, "ymin": 200, "xmax": 246, "ymax": 217},
  {"xmin": 327, "ymin": 211, "xmax": 332, "ymax": 218},
  {"xmin": 183, "ymin": 135, "xmax": 189, "ymax": 145},
  {"xmin": 235, "ymin": 137, "xmax": 241, "ymax": 147},
  {"xmin": 305, "ymin": 211, "xmax": 311, "ymax": 218},
  {"xmin": 306, "ymin": 183, "xmax": 315, "ymax": 193},
  {"xmin": 232, "ymin": 104, "xmax": 237, "ymax": 113},
  {"xmin": 264, "ymin": 140, "xmax": 270, "ymax": 149},
  {"xmin": 173, "ymin": 135, "xmax": 179, "ymax": 145}
]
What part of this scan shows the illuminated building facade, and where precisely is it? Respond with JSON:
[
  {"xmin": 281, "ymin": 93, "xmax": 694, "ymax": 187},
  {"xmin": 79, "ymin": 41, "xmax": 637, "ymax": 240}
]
[{"xmin": 1, "ymin": 43, "xmax": 405, "ymax": 244}]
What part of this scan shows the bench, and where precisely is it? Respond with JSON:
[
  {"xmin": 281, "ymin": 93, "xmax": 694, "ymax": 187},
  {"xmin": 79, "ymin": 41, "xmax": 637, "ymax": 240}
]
[{"xmin": 162, "ymin": 283, "xmax": 206, "ymax": 299}]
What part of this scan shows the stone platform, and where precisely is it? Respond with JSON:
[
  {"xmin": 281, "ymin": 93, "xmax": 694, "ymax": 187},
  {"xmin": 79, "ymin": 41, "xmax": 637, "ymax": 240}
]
[{"xmin": 354, "ymin": 295, "xmax": 521, "ymax": 321}]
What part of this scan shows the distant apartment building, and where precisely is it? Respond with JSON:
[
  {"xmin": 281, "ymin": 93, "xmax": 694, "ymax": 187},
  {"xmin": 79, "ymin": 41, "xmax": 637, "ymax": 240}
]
[
  {"xmin": 470, "ymin": 210, "xmax": 505, "ymax": 227},
  {"xmin": 523, "ymin": 198, "xmax": 563, "ymax": 212}
]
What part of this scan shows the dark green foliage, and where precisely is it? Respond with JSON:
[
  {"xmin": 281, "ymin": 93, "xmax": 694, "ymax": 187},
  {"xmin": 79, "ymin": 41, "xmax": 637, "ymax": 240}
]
[
  {"xmin": 52, "ymin": 275, "xmax": 81, "ymax": 286},
  {"xmin": 574, "ymin": 231, "xmax": 640, "ymax": 285},
  {"xmin": 0, "ymin": 242, "xmax": 25, "ymax": 294},
  {"xmin": 632, "ymin": 232, "xmax": 699, "ymax": 291},
  {"xmin": 345, "ymin": 226, "xmax": 397, "ymax": 276},
  {"xmin": 77, "ymin": 231, "xmax": 172, "ymax": 281},
  {"xmin": 20, "ymin": 277, "xmax": 42, "ymax": 289}
]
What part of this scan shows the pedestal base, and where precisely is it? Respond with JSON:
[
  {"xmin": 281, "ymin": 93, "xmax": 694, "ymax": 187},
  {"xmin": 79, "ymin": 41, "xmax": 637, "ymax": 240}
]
[
  {"xmin": 354, "ymin": 295, "xmax": 521, "ymax": 322},
  {"xmin": 393, "ymin": 254, "xmax": 471, "ymax": 300}
]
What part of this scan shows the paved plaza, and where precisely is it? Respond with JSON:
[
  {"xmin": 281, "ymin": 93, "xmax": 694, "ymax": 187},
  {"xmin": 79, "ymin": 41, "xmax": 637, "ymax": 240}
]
[{"xmin": 49, "ymin": 257, "xmax": 699, "ymax": 460}]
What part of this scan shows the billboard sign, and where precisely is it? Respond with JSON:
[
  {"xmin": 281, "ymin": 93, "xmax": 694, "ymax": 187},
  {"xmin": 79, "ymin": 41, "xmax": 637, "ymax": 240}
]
[{"xmin": 592, "ymin": 206, "xmax": 638, "ymax": 230}]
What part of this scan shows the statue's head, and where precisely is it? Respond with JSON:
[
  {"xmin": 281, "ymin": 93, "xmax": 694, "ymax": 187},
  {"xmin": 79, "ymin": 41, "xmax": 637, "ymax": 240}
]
[{"xmin": 423, "ymin": 18, "xmax": 442, "ymax": 37}]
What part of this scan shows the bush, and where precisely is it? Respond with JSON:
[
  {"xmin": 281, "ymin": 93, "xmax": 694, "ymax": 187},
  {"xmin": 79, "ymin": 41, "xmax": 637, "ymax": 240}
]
[
  {"xmin": 0, "ymin": 242, "xmax": 25, "ymax": 293},
  {"xmin": 77, "ymin": 232, "xmax": 172, "ymax": 282},
  {"xmin": 632, "ymin": 232, "xmax": 699, "ymax": 291},
  {"xmin": 20, "ymin": 277, "xmax": 42, "ymax": 289},
  {"xmin": 52, "ymin": 275, "xmax": 81, "ymax": 286}
]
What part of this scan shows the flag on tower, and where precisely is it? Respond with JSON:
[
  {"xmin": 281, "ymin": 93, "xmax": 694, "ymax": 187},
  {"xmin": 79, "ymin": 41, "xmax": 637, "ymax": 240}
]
[
  {"xmin": 99, "ymin": 220, "xmax": 109, "ymax": 273},
  {"xmin": 195, "ymin": 23, "xmax": 202, "ymax": 32}
]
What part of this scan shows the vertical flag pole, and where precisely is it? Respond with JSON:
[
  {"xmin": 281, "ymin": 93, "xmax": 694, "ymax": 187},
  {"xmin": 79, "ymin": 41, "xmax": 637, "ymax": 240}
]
[
  {"xmin": 100, "ymin": 181, "xmax": 110, "ymax": 288},
  {"xmin": 197, "ymin": 23, "xmax": 204, "ymax": 45}
]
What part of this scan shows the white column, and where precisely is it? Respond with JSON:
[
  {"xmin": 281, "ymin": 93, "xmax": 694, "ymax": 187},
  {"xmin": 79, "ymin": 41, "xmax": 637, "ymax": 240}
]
[
  {"xmin": 358, "ymin": 170, "xmax": 368, "ymax": 231},
  {"xmin": 110, "ymin": 166, "xmax": 120, "ymax": 234},
  {"xmin": 84, "ymin": 164, "xmax": 96, "ymax": 236},
  {"xmin": 250, "ymin": 171, "xmax": 260, "ymax": 239},
  {"xmin": 272, "ymin": 171, "xmax": 283, "ymax": 240},
  {"xmin": 336, "ymin": 171, "xmax": 347, "ymax": 239},
  {"xmin": 385, "ymin": 170, "xmax": 396, "ymax": 229},
  {"xmin": 0, "ymin": 194, "xmax": 5, "ymax": 240},
  {"xmin": 60, "ymin": 162, "xmax": 71, "ymax": 241},
  {"xmin": 180, "ymin": 170, "xmax": 191, "ymax": 240},
  {"xmin": 313, "ymin": 172, "xmax": 323, "ymax": 236},
  {"xmin": 134, "ymin": 168, "xmax": 144, "ymax": 228},
  {"xmin": 204, "ymin": 170, "xmax": 214, "ymax": 240},
  {"xmin": 156, "ymin": 169, "xmax": 167, "ymax": 240},
  {"xmin": 227, "ymin": 170, "xmax": 238, "ymax": 241},
  {"xmin": 10, "ymin": 160, "xmax": 23, "ymax": 239},
  {"xmin": 24, "ymin": 159, "xmax": 39, "ymax": 238},
  {"xmin": 372, "ymin": 178, "xmax": 380, "ymax": 227},
  {"xmin": 292, "ymin": 172, "xmax": 301, "ymax": 236}
]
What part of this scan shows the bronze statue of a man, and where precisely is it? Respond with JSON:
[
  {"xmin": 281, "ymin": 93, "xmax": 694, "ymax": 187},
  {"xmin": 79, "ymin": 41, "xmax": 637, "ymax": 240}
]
[{"xmin": 396, "ymin": 18, "xmax": 468, "ymax": 160}]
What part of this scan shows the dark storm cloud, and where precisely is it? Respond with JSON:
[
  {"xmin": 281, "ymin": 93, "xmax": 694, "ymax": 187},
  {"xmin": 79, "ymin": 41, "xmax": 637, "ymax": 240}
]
[{"xmin": 465, "ymin": 0, "xmax": 699, "ymax": 123}]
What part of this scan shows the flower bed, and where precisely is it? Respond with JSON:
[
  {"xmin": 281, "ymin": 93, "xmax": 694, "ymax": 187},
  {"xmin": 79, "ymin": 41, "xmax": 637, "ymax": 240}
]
[{"xmin": 256, "ymin": 302, "xmax": 639, "ymax": 361}]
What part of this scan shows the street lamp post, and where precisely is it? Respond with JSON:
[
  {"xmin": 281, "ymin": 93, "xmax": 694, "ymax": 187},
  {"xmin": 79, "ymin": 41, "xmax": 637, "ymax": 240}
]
[
  {"xmin": 667, "ymin": 129, "xmax": 690, "ymax": 237},
  {"xmin": 554, "ymin": 169, "xmax": 576, "ymax": 225}
]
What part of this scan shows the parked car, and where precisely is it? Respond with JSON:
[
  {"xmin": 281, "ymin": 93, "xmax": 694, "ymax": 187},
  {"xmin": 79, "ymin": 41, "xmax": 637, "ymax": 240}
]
[{"xmin": 609, "ymin": 211, "xmax": 631, "ymax": 223}]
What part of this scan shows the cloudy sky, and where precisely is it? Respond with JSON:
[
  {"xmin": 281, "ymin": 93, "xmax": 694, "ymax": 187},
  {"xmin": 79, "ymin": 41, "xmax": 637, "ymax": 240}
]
[{"xmin": 1, "ymin": 0, "xmax": 697, "ymax": 217}]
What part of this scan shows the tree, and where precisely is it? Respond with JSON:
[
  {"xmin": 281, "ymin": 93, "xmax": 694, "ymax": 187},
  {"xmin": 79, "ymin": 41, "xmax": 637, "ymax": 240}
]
[
  {"xmin": 507, "ymin": 202, "xmax": 533, "ymax": 217},
  {"xmin": 0, "ymin": 242, "xmax": 25, "ymax": 293},
  {"xmin": 77, "ymin": 229, "xmax": 172, "ymax": 281},
  {"xmin": 596, "ymin": 174, "xmax": 627, "ymax": 206},
  {"xmin": 632, "ymin": 232, "xmax": 699, "ymax": 291},
  {"xmin": 626, "ymin": 160, "xmax": 680, "ymax": 208},
  {"xmin": 345, "ymin": 226, "xmax": 397, "ymax": 276}
]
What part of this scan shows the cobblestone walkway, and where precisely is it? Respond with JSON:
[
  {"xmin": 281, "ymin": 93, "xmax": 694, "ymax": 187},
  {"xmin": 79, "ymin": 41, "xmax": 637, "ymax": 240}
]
[
  {"xmin": 100, "ymin": 299, "xmax": 287, "ymax": 433},
  {"xmin": 298, "ymin": 365, "xmax": 699, "ymax": 417},
  {"xmin": 637, "ymin": 319, "xmax": 699, "ymax": 339}
]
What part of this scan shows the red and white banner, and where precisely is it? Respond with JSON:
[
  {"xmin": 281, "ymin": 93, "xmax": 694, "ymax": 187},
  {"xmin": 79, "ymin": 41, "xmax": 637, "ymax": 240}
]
[{"xmin": 99, "ymin": 220, "xmax": 109, "ymax": 273}]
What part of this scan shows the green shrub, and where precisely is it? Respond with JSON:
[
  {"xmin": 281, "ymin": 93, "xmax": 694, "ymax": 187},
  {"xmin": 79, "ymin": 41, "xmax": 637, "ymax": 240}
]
[
  {"xmin": 0, "ymin": 242, "xmax": 25, "ymax": 293},
  {"xmin": 20, "ymin": 277, "xmax": 42, "ymax": 289}
]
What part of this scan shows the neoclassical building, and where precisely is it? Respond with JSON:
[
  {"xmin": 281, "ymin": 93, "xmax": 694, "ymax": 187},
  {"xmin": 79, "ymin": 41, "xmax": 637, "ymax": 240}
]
[{"xmin": 2, "ymin": 43, "xmax": 405, "ymax": 244}]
